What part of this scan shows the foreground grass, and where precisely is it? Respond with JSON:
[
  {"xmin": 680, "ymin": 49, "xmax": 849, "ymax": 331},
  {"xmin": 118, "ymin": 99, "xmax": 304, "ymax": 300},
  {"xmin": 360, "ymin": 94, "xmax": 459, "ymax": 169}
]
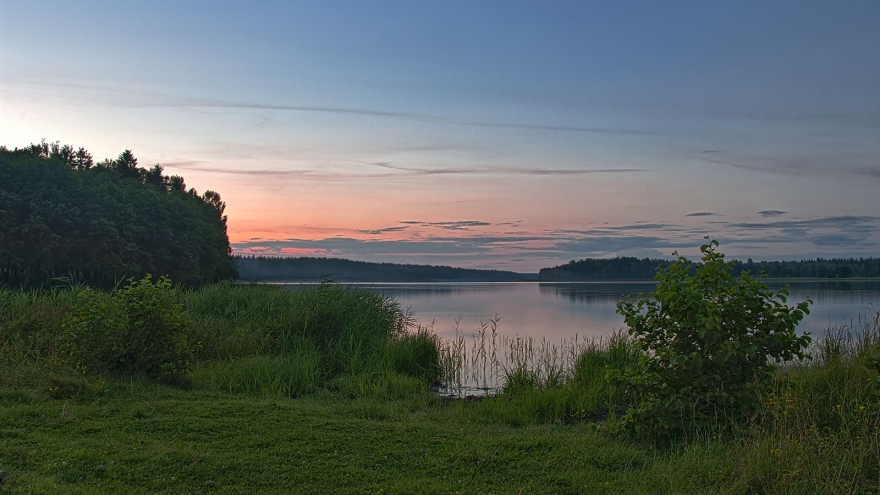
[
  {"xmin": 1, "ymin": 385, "xmax": 739, "ymax": 494},
  {"xmin": 2, "ymin": 376, "xmax": 876, "ymax": 494},
  {"xmin": 1, "ymin": 282, "xmax": 878, "ymax": 493}
]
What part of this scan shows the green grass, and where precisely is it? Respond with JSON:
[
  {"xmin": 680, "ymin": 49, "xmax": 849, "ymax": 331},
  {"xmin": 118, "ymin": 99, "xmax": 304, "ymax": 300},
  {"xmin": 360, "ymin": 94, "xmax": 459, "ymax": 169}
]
[
  {"xmin": 0, "ymin": 386, "xmax": 749, "ymax": 494},
  {"xmin": 1, "ymin": 283, "xmax": 878, "ymax": 493}
]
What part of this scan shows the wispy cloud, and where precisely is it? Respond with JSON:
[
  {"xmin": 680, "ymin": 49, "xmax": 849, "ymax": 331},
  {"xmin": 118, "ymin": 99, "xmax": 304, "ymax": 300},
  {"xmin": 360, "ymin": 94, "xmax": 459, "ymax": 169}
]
[
  {"xmin": 758, "ymin": 210, "xmax": 786, "ymax": 217},
  {"xmin": 360, "ymin": 161, "xmax": 645, "ymax": 176},
  {"xmin": 724, "ymin": 215, "xmax": 877, "ymax": 231},
  {"xmin": 685, "ymin": 212, "xmax": 717, "ymax": 217},
  {"xmin": 357, "ymin": 226, "xmax": 410, "ymax": 235},
  {"xmin": 398, "ymin": 220, "xmax": 493, "ymax": 231},
  {"xmin": 702, "ymin": 153, "xmax": 880, "ymax": 180},
  {"xmin": 713, "ymin": 215, "xmax": 880, "ymax": 250},
  {"xmin": 19, "ymin": 80, "xmax": 661, "ymax": 136}
]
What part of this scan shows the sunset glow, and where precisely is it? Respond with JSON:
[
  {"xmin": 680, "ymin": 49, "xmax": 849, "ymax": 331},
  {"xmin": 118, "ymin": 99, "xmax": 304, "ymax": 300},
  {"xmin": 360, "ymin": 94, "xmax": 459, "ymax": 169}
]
[{"xmin": 3, "ymin": 2, "xmax": 879, "ymax": 271}]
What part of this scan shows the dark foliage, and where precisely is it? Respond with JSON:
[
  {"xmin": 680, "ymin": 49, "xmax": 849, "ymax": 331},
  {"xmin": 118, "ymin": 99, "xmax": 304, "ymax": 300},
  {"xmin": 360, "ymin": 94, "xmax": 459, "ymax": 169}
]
[
  {"xmin": 235, "ymin": 256, "xmax": 526, "ymax": 282},
  {"xmin": 0, "ymin": 140, "xmax": 236, "ymax": 288},
  {"xmin": 539, "ymin": 255, "xmax": 880, "ymax": 281}
]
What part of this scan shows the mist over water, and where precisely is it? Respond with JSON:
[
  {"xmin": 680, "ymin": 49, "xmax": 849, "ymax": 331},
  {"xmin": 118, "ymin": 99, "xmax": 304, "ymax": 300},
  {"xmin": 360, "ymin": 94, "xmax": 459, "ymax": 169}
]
[{"xmin": 283, "ymin": 281, "xmax": 880, "ymax": 341}]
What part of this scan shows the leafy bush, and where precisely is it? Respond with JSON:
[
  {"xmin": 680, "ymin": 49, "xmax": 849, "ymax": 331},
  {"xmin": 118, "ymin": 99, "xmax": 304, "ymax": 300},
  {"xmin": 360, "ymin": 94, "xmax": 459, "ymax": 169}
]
[
  {"xmin": 62, "ymin": 276, "xmax": 197, "ymax": 377},
  {"xmin": 612, "ymin": 239, "xmax": 812, "ymax": 439}
]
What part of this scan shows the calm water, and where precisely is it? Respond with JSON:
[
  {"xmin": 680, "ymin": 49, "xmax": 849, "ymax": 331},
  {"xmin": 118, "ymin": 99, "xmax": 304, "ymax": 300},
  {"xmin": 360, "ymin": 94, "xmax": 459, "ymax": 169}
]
[{"xmin": 293, "ymin": 280, "xmax": 880, "ymax": 341}]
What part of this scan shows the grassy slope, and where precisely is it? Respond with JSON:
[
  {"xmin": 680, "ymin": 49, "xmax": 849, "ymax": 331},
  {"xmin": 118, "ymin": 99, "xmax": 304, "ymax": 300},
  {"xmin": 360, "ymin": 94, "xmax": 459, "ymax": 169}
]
[{"xmin": 2, "ymin": 386, "xmax": 735, "ymax": 495}]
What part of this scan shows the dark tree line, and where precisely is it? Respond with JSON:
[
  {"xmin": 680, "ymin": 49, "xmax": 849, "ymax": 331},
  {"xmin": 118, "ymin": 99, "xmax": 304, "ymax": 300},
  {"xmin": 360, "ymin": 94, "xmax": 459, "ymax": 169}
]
[
  {"xmin": 538, "ymin": 256, "xmax": 880, "ymax": 281},
  {"xmin": 235, "ymin": 256, "xmax": 526, "ymax": 282},
  {"xmin": 0, "ymin": 140, "xmax": 237, "ymax": 288},
  {"xmin": 538, "ymin": 257, "xmax": 672, "ymax": 281},
  {"xmin": 730, "ymin": 258, "xmax": 880, "ymax": 279}
]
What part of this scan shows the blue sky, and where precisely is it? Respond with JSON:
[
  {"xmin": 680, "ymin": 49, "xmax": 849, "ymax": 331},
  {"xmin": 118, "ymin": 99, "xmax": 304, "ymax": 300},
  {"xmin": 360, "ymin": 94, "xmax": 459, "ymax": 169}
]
[{"xmin": 2, "ymin": 1, "xmax": 879, "ymax": 270}]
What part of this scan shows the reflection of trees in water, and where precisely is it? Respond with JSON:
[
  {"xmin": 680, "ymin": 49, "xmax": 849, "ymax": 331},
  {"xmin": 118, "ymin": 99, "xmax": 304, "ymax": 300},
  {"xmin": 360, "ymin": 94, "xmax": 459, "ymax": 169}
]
[
  {"xmin": 766, "ymin": 281, "xmax": 880, "ymax": 306},
  {"xmin": 539, "ymin": 281, "xmax": 880, "ymax": 307},
  {"xmin": 280, "ymin": 282, "xmax": 514, "ymax": 298},
  {"xmin": 538, "ymin": 282, "xmax": 656, "ymax": 304},
  {"xmin": 282, "ymin": 280, "xmax": 880, "ymax": 308}
]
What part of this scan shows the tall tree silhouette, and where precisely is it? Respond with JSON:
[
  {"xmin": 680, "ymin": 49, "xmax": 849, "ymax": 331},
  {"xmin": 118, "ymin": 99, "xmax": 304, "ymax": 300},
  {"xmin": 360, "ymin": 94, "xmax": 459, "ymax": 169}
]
[{"xmin": 114, "ymin": 150, "xmax": 140, "ymax": 181}]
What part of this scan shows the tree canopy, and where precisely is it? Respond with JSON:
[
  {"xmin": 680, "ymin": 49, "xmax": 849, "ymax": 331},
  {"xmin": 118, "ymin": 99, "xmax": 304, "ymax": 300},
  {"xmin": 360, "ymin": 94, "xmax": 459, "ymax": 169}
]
[
  {"xmin": 539, "ymin": 256, "xmax": 880, "ymax": 281},
  {"xmin": 0, "ymin": 140, "xmax": 236, "ymax": 288},
  {"xmin": 235, "ymin": 256, "xmax": 526, "ymax": 282}
]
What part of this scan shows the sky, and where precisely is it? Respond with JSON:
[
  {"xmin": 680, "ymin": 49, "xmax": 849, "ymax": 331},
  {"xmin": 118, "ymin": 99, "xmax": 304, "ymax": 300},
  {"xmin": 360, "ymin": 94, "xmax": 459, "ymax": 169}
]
[{"xmin": 2, "ymin": 1, "xmax": 879, "ymax": 272}]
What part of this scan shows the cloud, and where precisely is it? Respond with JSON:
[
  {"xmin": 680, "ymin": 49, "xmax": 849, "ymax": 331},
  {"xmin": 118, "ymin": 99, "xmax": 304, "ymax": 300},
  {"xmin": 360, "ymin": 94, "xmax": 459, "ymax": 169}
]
[
  {"xmin": 231, "ymin": 213, "xmax": 880, "ymax": 270},
  {"xmin": 357, "ymin": 226, "xmax": 410, "ymax": 235},
  {"xmin": 685, "ymin": 212, "xmax": 717, "ymax": 217},
  {"xmin": 363, "ymin": 162, "xmax": 476, "ymax": 175},
  {"xmin": 20, "ymin": 80, "xmax": 660, "ymax": 136},
  {"xmin": 232, "ymin": 229, "xmax": 690, "ymax": 269},
  {"xmin": 757, "ymin": 210, "xmax": 786, "ymax": 217},
  {"xmin": 165, "ymin": 165, "xmax": 309, "ymax": 177},
  {"xmin": 360, "ymin": 161, "xmax": 645, "ymax": 176},
  {"xmin": 396, "ymin": 220, "xmax": 493, "ymax": 231},
  {"xmin": 713, "ymin": 215, "xmax": 880, "ymax": 250},
  {"xmin": 162, "ymin": 161, "xmax": 397, "ymax": 181},
  {"xmin": 724, "ymin": 215, "xmax": 877, "ymax": 231},
  {"xmin": 522, "ymin": 168, "xmax": 645, "ymax": 175},
  {"xmin": 703, "ymin": 154, "xmax": 880, "ymax": 180}
]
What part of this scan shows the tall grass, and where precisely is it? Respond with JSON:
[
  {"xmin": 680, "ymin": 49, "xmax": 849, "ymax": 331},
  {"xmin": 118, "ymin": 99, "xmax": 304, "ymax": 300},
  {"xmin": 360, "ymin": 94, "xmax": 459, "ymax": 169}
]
[
  {"xmin": 436, "ymin": 316, "xmax": 639, "ymax": 425},
  {"xmin": 0, "ymin": 281, "xmax": 440, "ymax": 399},
  {"xmin": 730, "ymin": 308, "xmax": 880, "ymax": 493}
]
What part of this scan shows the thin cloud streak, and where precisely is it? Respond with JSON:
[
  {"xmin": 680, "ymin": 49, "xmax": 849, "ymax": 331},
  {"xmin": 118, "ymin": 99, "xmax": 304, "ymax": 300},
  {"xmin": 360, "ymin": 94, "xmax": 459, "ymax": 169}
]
[
  {"xmin": 362, "ymin": 161, "xmax": 645, "ymax": 176},
  {"xmin": 703, "ymin": 155, "xmax": 880, "ymax": 180},
  {"xmin": 17, "ymin": 79, "xmax": 662, "ymax": 137}
]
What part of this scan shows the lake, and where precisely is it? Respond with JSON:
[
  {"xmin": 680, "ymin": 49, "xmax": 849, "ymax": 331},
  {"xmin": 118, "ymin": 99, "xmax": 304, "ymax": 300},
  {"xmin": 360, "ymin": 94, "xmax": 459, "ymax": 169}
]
[{"xmin": 281, "ymin": 280, "xmax": 880, "ymax": 341}]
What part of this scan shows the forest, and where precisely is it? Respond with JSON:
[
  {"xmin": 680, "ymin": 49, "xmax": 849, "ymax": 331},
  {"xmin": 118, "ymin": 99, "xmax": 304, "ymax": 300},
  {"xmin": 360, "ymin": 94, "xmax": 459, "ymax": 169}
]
[
  {"xmin": 235, "ymin": 255, "xmax": 527, "ymax": 282},
  {"xmin": 538, "ymin": 255, "xmax": 880, "ymax": 281},
  {"xmin": 0, "ymin": 140, "xmax": 236, "ymax": 288}
]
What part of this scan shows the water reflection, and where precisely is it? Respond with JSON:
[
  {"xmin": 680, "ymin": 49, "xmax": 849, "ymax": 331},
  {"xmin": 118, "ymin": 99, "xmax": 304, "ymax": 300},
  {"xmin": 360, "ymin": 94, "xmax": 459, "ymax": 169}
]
[
  {"xmin": 539, "ymin": 282, "xmax": 655, "ymax": 303},
  {"xmin": 278, "ymin": 281, "xmax": 880, "ymax": 341}
]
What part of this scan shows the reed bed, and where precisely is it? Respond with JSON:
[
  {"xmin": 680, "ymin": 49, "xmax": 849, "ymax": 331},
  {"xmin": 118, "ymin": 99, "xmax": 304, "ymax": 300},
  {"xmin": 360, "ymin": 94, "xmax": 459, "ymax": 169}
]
[{"xmin": 437, "ymin": 316, "xmax": 622, "ymax": 396}]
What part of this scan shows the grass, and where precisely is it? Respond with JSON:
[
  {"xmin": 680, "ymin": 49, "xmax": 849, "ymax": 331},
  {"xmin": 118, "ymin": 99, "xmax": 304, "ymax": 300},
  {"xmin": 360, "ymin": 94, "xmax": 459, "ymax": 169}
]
[
  {"xmin": 1, "ymin": 283, "xmax": 878, "ymax": 493},
  {"xmin": 0, "ymin": 386, "xmax": 714, "ymax": 494}
]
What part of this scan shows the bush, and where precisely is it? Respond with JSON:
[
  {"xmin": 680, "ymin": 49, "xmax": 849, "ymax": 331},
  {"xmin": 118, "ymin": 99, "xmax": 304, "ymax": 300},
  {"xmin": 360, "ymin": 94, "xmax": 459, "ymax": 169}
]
[
  {"xmin": 61, "ymin": 275, "xmax": 197, "ymax": 377},
  {"xmin": 612, "ymin": 239, "xmax": 812, "ymax": 439}
]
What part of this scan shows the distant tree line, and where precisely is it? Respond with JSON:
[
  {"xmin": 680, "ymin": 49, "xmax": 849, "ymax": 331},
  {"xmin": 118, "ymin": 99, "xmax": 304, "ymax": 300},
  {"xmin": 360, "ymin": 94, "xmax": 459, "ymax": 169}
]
[
  {"xmin": 0, "ymin": 140, "xmax": 236, "ymax": 288},
  {"xmin": 538, "ymin": 256, "xmax": 880, "ymax": 281},
  {"xmin": 235, "ymin": 256, "xmax": 527, "ymax": 282}
]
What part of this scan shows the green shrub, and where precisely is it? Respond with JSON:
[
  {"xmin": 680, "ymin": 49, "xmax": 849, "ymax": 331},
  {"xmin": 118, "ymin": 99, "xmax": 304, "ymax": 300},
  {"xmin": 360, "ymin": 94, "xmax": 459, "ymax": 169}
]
[
  {"xmin": 61, "ymin": 275, "xmax": 197, "ymax": 377},
  {"xmin": 612, "ymin": 239, "xmax": 812, "ymax": 439}
]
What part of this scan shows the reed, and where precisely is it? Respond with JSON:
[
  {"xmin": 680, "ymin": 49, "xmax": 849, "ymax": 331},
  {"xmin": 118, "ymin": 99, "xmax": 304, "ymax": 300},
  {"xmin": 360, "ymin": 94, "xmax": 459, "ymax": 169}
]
[{"xmin": 435, "ymin": 315, "xmax": 639, "ymax": 425}]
